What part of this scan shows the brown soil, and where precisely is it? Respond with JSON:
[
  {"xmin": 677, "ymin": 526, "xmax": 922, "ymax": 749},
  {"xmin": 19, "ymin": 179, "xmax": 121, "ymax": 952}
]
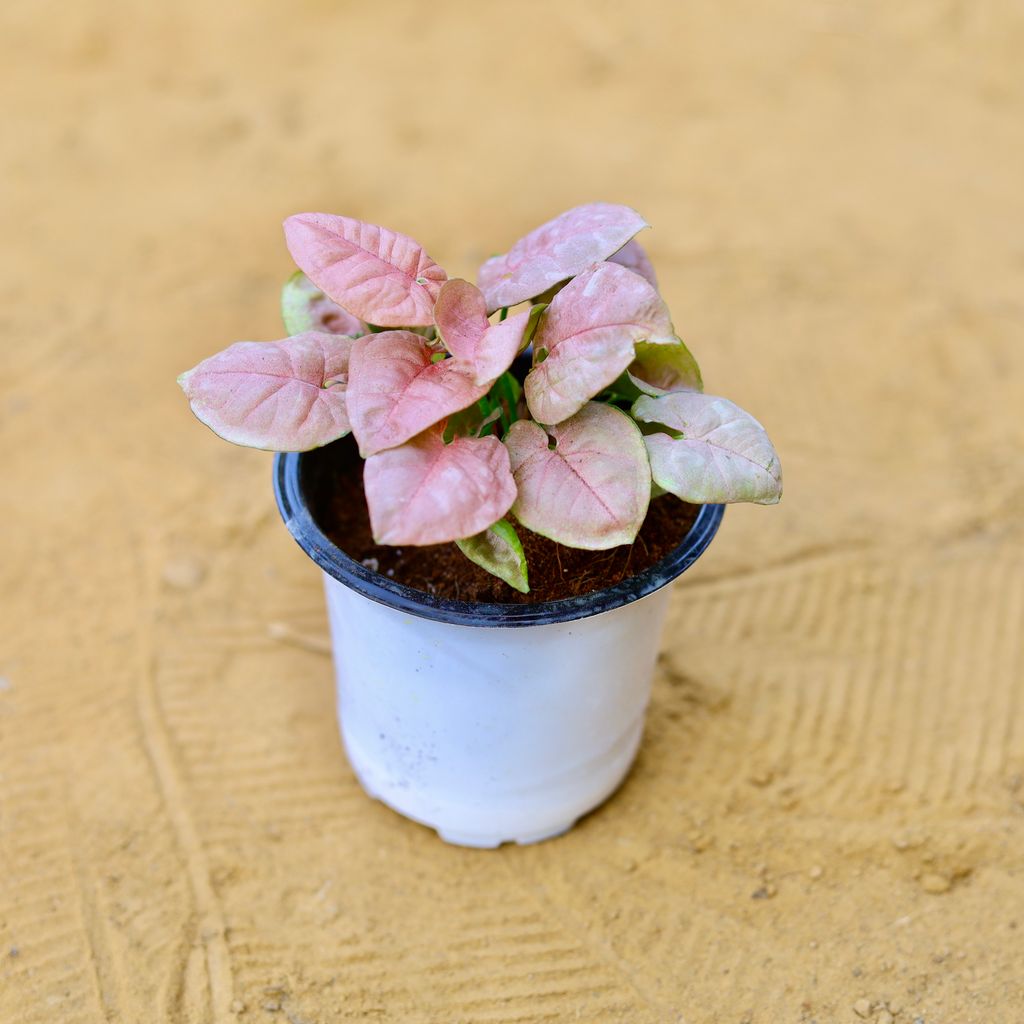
[{"xmin": 305, "ymin": 438, "xmax": 699, "ymax": 603}]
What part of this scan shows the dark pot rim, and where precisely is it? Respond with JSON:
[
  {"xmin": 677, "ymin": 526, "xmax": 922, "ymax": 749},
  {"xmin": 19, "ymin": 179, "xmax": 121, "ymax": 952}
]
[{"xmin": 273, "ymin": 449, "xmax": 725, "ymax": 628}]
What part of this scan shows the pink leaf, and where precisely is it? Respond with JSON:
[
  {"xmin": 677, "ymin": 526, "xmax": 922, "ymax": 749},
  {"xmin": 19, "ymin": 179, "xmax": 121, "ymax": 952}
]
[
  {"xmin": 478, "ymin": 203, "xmax": 648, "ymax": 311},
  {"xmin": 284, "ymin": 213, "xmax": 447, "ymax": 327},
  {"xmin": 608, "ymin": 239, "xmax": 659, "ymax": 289},
  {"xmin": 281, "ymin": 271, "xmax": 367, "ymax": 337},
  {"xmin": 347, "ymin": 330, "xmax": 488, "ymax": 457},
  {"xmin": 524, "ymin": 262, "xmax": 678, "ymax": 425},
  {"xmin": 627, "ymin": 340, "xmax": 702, "ymax": 396},
  {"xmin": 363, "ymin": 430, "xmax": 517, "ymax": 546},
  {"xmin": 434, "ymin": 279, "xmax": 530, "ymax": 386},
  {"xmin": 178, "ymin": 332, "xmax": 353, "ymax": 451},
  {"xmin": 505, "ymin": 402, "xmax": 651, "ymax": 549},
  {"xmin": 633, "ymin": 392, "xmax": 782, "ymax": 504}
]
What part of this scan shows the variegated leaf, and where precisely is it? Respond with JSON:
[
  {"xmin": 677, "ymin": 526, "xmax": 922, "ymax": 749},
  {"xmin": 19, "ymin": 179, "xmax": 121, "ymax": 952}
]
[
  {"xmin": 505, "ymin": 402, "xmax": 650, "ymax": 549},
  {"xmin": 364, "ymin": 430, "xmax": 517, "ymax": 546},
  {"xmin": 284, "ymin": 212, "xmax": 447, "ymax": 327},
  {"xmin": 478, "ymin": 203, "xmax": 648, "ymax": 311},
  {"xmin": 525, "ymin": 262, "xmax": 678, "ymax": 425},
  {"xmin": 178, "ymin": 332, "xmax": 353, "ymax": 451},
  {"xmin": 455, "ymin": 519, "xmax": 529, "ymax": 593},
  {"xmin": 632, "ymin": 392, "xmax": 782, "ymax": 504},
  {"xmin": 281, "ymin": 270, "xmax": 366, "ymax": 337},
  {"xmin": 346, "ymin": 331, "xmax": 487, "ymax": 457}
]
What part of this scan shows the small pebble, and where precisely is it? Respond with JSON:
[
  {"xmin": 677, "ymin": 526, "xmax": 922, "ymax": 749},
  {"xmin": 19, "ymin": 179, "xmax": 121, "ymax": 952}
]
[
  {"xmin": 853, "ymin": 998, "xmax": 872, "ymax": 1018},
  {"xmin": 230, "ymin": 999, "xmax": 245, "ymax": 1014},
  {"xmin": 920, "ymin": 873, "xmax": 951, "ymax": 894},
  {"xmin": 0, "ymin": 676, "xmax": 11, "ymax": 693},
  {"xmin": 9, "ymin": 947, "xmax": 19, "ymax": 958},
  {"xmin": 261, "ymin": 1000, "xmax": 281, "ymax": 1013},
  {"xmin": 809, "ymin": 865, "xmax": 823, "ymax": 880},
  {"xmin": 877, "ymin": 1012, "xmax": 894, "ymax": 1024},
  {"xmin": 751, "ymin": 884, "xmax": 776, "ymax": 900},
  {"xmin": 688, "ymin": 830, "xmax": 711, "ymax": 852},
  {"xmin": 748, "ymin": 767, "xmax": 774, "ymax": 787},
  {"xmin": 887, "ymin": 1000, "xmax": 903, "ymax": 1014},
  {"xmin": 161, "ymin": 555, "xmax": 206, "ymax": 590}
]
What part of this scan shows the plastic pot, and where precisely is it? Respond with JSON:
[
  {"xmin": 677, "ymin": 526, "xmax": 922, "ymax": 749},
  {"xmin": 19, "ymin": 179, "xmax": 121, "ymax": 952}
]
[{"xmin": 273, "ymin": 446, "xmax": 724, "ymax": 848}]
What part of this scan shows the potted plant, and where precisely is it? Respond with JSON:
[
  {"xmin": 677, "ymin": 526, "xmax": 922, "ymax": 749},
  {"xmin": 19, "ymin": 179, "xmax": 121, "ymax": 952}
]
[{"xmin": 179, "ymin": 203, "xmax": 781, "ymax": 847}]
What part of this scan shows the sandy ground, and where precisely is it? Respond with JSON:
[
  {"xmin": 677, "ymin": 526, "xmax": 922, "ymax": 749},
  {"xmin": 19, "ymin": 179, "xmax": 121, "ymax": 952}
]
[{"xmin": 2, "ymin": 1, "xmax": 1024, "ymax": 1021}]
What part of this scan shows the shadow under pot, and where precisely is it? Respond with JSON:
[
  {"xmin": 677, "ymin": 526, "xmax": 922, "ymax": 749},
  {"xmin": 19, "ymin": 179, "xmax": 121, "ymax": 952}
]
[{"xmin": 273, "ymin": 438, "xmax": 724, "ymax": 848}]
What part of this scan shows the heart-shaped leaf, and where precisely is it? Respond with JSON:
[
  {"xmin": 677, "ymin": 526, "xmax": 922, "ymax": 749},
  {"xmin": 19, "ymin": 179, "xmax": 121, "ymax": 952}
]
[
  {"xmin": 364, "ymin": 430, "xmax": 517, "ymax": 546},
  {"xmin": 281, "ymin": 271, "xmax": 367, "ymax": 337},
  {"xmin": 505, "ymin": 402, "xmax": 651, "ymax": 549},
  {"xmin": 632, "ymin": 392, "xmax": 782, "ymax": 504},
  {"xmin": 433, "ymin": 278, "xmax": 530, "ymax": 385},
  {"xmin": 608, "ymin": 238, "xmax": 658, "ymax": 289},
  {"xmin": 347, "ymin": 331, "xmax": 488, "ymax": 457},
  {"xmin": 524, "ymin": 262, "xmax": 678, "ymax": 425},
  {"xmin": 627, "ymin": 340, "xmax": 702, "ymax": 395},
  {"xmin": 478, "ymin": 203, "xmax": 648, "ymax": 311},
  {"xmin": 178, "ymin": 332, "xmax": 353, "ymax": 451},
  {"xmin": 455, "ymin": 519, "xmax": 529, "ymax": 593},
  {"xmin": 284, "ymin": 213, "xmax": 447, "ymax": 327}
]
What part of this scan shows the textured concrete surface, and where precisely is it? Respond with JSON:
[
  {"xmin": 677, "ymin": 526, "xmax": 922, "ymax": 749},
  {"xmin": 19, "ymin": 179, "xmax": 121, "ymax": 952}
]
[{"xmin": 2, "ymin": 2, "xmax": 1023, "ymax": 1021}]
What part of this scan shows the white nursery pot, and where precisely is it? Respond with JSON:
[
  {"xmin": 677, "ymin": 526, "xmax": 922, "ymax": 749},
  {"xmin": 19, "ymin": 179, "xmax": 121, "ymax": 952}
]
[{"xmin": 274, "ymin": 445, "xmax": 724, "ymax": 848}]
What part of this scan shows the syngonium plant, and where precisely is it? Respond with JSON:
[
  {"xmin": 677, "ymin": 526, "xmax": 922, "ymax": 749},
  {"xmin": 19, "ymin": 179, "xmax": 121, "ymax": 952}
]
[{"xmin": 179, "ymin": 203, "xmax": 782, "ymax": 594}]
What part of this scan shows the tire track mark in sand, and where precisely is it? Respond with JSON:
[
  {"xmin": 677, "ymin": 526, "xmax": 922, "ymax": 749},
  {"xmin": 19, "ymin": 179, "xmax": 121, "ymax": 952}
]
[
  {"xmin": 670, "ymin": 542, "xmax": 1024, "ymax": 810},
  {"xmin": 500, "ymin": 858, "xmax": 675, "ymax": 1023},
  {"xmin": 132, "ymin": 533, "xmax": 235, "ymax": 1024},
  {"xmin": 62, "ymin": 786, "xmax": 124, "ymax": 1022}
]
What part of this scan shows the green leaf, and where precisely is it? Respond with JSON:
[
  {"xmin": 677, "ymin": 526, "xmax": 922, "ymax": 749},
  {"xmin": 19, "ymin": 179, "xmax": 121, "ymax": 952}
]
[
  {"xmin": 455, "ymin": 519, "xmax": 529, "ymax": 594},
  {"xmin": 627, "ymin": 339, "xmax": 702, "ymax": 395},
  {"xmin": 489, "ymin": 370, "xmax": 523, "ymax": 433},
  {"xmin": 523, "ymin": 302, "xmax": 549, "ymax": 347},
  {"xmin": 281, "ymin": 270, "xmax": 366, "ymax": 337}
]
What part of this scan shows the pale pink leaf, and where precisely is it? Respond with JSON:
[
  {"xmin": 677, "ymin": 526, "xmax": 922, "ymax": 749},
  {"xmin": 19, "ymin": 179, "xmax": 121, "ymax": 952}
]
[
  {"xmin": 178, "ymin": 332, "xmax": 353, "ymax": 451},
  {"xmin": 524, "ymin": 262, "xmax": 678, "ymax": 424},
  {"xmin": 284, "ymin": 213, "xmax": 447, "ymax": 327},
  {"xmin": 633, "ymin": 392, "xmax": 782, "ymax": 504},
  {"xmin": 608, "ymin": 239, "xmax": 659, "ymax": 289},
  {"xmin": 364, "ymin": 430, "xmax": 517, "ymax": 546},
  {"xmin": 478, "ymin": 202, "xmax": 648, "ymax": 311},
  {"xmin": 505, "ymin": 402, "xmax": 651, "ymax": 549},
  {"xmin": 627, "ymin": 340, "xmax": 702, "ymax": 395},
  {"xmin": 281, "ymin": 271, "xmax": 366, "ymax": 337},
  {"xmin": 347, "ymin": 331, "xmax": 487, "ymax": 457},
  {"xmin": 433, "ymin": 278, "xmax": 530, "ymax": 385}
]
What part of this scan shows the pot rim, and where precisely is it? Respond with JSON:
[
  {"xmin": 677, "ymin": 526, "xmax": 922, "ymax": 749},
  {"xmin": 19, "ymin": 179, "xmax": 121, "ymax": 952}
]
[{"xmin": 273, "ymin": 449, "xmax": 724, "ymax": 628}]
